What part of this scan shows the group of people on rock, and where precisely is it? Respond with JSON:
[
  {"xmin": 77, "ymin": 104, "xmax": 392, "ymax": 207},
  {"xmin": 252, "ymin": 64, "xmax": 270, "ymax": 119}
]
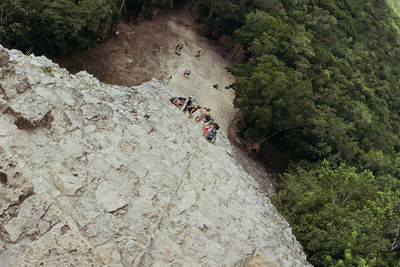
[{"xmin": 169, "ymin": 96, "xmax": 220, "ymax": 144}]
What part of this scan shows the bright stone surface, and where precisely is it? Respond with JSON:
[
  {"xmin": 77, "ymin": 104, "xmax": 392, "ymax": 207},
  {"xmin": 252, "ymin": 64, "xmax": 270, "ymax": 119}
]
[
  {"xmin": 95, "ymin": 180, "xmax": 129, "ymax": 212},
  {"xmin": 0, "ymin": 44, "xmax": 310, "ymax": 266},
  {"xmin": 50, "ymin": 162, "xmax": 84, "ymax": 196}
]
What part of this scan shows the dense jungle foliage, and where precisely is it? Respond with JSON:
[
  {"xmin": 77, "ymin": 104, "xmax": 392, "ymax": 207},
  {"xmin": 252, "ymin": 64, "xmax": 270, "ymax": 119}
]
[
  {"xmin": 0, "ymin": 0, "xmax": 119, "ymax": 55},
  {"xmin": 196, "ymin": 0, "xmax": 400, "ymax": 265},
  {"xmin": 0, "ymin": 0, "xmax": 173, "ymax": 55}
]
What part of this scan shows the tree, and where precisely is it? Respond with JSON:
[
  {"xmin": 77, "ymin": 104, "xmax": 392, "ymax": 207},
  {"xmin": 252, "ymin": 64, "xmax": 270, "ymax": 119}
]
[
  {"xmin": 229, "ymin": 1, "xmax": 400, "ymax": 265},
  {"xmin": 0, "ymin": 0, "xmax": 119, "ymax": 56},
  {"xmin": 272, "ymin": 160, "xmax": 400, "ymax": 266},
  {"xmin": 196, "ymin": 0, "xmax": 217, "ymax": 23},
  {"xmin": 195, "ymin": 0, "xmax": 248, "ymax": 35},
  {"xmin": 231, "ymin": 55, "xmax": 314, "ymax": 144}
]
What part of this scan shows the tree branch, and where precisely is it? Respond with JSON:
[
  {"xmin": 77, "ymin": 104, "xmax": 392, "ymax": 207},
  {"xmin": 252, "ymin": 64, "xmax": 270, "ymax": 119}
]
[
  {"xmin": 258, "ymin": 126, "xmax": 302, "ymax": 144},
  {"xmin": 119, "ymin": 0, "xmax": 125, "ymax": 14},
  {"xmin": 258, "ymin": 130, "xmax": 279, "ymax": 144}
]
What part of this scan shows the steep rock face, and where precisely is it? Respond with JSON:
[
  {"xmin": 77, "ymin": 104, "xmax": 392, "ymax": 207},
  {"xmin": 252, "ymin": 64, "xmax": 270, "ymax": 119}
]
[{"xmin": 0, "ymin": 45, "xmax": 310, "ymax": 266}]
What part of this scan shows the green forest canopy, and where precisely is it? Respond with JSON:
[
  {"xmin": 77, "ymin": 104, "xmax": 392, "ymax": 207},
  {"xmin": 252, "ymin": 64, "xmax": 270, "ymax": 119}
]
[
  {"xmin": 0, "ymin": 0, "xmax": 120, "ymax": 55},
  {"xmin": 196, "ymin": 0, "xmax": 400, "ymax": 265},
  {"xmin": 0, "ymin": 0, "xmax": 174, "ymax": 56}
]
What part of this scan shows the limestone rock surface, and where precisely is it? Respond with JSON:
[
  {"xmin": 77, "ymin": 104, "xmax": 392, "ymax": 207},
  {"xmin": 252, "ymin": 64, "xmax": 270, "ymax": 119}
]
[
  {"xmin": 0, "ymin": 149, "xmax": 34, "ymax": 228},
  {"xmin": 0, "ymin": 45, "xmax": 311, "ymax": 266},
  {"xmin": 14, "ymin": 221, "xmax": 109, "ymax": 266}
]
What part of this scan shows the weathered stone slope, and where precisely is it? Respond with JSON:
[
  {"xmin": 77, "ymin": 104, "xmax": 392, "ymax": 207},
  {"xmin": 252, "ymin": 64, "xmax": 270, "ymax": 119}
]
[{"xmin": 0, "ymin": 45, "xmax": 310, "ymax": 266}]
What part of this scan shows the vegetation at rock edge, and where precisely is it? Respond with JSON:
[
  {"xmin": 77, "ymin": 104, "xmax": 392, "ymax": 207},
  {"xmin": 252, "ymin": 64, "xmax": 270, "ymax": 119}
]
[
  {"xmin": 2, "ymin": 0, "xmax": 400, "ymax": 265},
  {"xmin": 196, "ymin": 0, "xmax": 400, "ymax": 265}
]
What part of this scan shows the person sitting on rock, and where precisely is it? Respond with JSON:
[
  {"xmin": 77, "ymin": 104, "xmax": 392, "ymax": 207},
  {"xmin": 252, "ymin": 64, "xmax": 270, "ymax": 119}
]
[
  {"xmin": 183, "ymin": 95, "xmax": 195, "ymax": 113},
  {"xmin": 188, "ymin": 104, "xmax": 200, "ymax": 119},
  {"xmin": 202, "ymin": 120, "xmax": 215, "ymax": 134},
  {"xmin": 175, "ymin": 97, "xmax": 187, "ymax": 109},
  {"xmin": 195, "ymin": 107, "xmax": 210, "ymax": 123},
  {"xmin": 204, "ymin": 123, "xmax": 219, "ymax": 144},
  {"xmin": 202, "ymin": 113, "xmax": 213, "ymax": 125}
]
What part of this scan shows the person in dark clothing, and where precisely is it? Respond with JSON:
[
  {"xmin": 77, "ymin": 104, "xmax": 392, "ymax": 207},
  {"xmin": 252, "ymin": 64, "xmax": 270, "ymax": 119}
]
[
  {"xmin": 188, "ymin": 104, "xmax": 201, "ymax": 119},
  {"xmin": 183, "ymin": 95, "xmax": 195, "ymax": 113},
  {"xmin": 170, "ymin": 97, "xmax": 186, "ymax": 109},
  {"xmin": 204, "ymin": 123, "xmax": 220, "ymax": 144},
  {"xmin": 176, "ymin": 97, "xmax": 186, "ymax": 109}
]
